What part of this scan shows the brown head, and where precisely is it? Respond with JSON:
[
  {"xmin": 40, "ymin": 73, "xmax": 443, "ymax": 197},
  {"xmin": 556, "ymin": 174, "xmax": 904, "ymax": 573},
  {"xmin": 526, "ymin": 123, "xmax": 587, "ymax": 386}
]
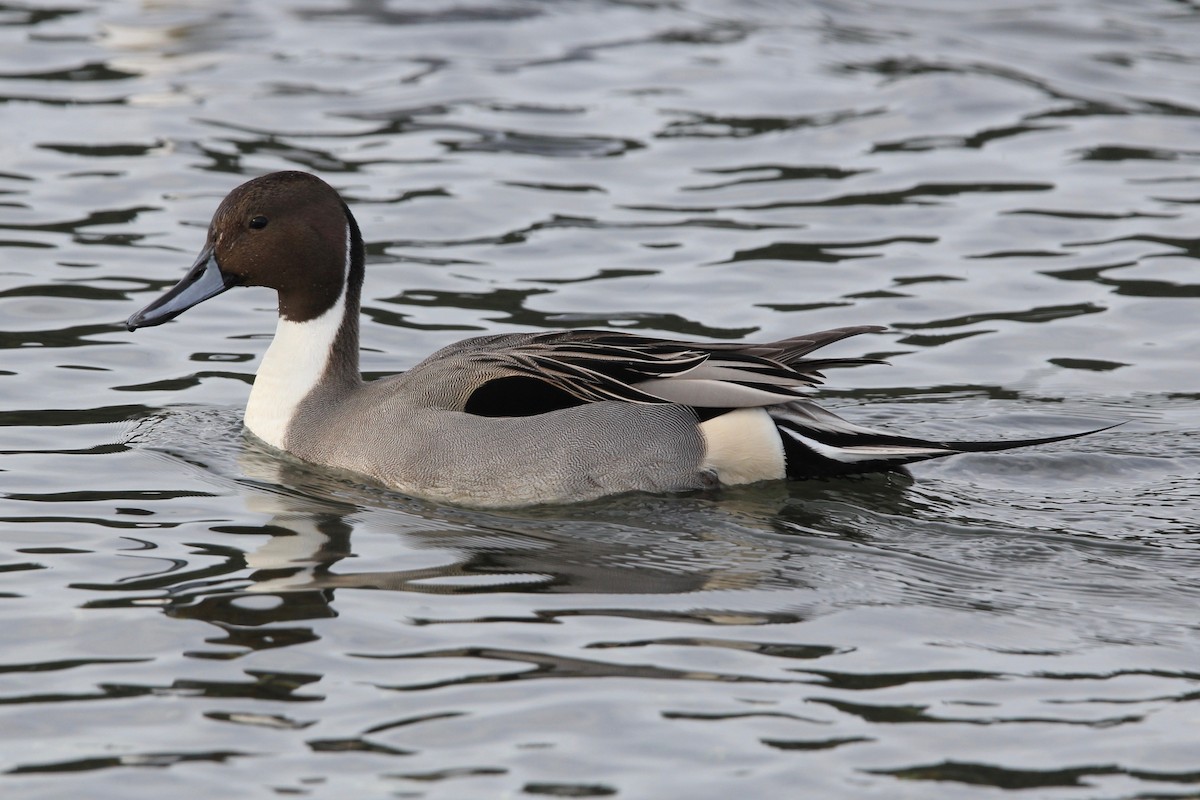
[{"xmin": 126, "ymin": 171, "xmax": 364, "ymax": 330}]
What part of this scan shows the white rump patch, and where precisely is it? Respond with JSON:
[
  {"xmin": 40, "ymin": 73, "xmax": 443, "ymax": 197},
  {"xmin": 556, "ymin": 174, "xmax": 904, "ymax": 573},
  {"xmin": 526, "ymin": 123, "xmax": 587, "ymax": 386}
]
[{"xmin": 699, "ymin": 407, "xmax": 786, "ymax": 485}]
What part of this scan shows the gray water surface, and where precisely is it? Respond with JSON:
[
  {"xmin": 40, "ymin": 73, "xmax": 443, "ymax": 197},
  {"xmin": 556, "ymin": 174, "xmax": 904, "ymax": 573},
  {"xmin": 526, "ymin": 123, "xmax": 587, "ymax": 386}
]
[{"xmin": 2, "ymin": 1, "xmax": 1199, "ymax": 798}]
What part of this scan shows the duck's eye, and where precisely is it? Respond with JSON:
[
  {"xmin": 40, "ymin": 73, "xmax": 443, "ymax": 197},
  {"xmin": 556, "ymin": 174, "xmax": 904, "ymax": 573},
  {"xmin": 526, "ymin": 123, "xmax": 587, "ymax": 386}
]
[{"xmin": 249, "ymin": 215, "xmax": 269, "ymax": 230}]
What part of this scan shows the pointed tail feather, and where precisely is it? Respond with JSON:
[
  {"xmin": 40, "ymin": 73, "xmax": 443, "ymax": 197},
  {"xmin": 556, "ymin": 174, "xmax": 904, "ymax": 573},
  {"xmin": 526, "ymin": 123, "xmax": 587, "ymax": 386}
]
[
  {"xmin": 937, "ymin": 423, "xmax": 1123, "ymax": 454},
  {"xmin": 770, "ymin": 402, "xmax": 1118, "ymax": 478}
]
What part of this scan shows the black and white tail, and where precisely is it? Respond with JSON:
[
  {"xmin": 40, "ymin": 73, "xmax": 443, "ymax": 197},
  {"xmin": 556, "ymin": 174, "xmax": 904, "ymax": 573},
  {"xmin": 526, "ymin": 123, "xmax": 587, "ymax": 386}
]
[{"xmin": 769, "ymin": 400, "xmax": 1111, "ymax": 479}]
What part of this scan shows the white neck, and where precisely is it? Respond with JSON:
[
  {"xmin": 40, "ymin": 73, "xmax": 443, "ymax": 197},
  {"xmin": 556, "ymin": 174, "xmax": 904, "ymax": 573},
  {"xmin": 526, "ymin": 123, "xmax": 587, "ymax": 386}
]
[
  {"xmin": 244, "ymin": 292, "xmax": 347, "ymax": 449},
  {"xmin": 244, "ymin": 223, "xmax": 352, "ymax": 450}
]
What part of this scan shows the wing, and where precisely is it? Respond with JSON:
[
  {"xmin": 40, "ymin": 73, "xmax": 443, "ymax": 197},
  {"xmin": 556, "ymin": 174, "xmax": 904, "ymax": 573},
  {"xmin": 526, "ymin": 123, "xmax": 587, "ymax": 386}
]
[{"xmin": 407, "ymin": 326, "xmax": 886, "ymax": 416}]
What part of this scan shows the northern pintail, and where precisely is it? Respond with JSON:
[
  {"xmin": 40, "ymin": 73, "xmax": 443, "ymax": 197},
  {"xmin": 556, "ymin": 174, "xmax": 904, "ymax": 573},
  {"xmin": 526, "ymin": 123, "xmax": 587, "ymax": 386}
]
[{"xmin": 126, "ymin": 171, "xmax": 1103, "ymax": 507}]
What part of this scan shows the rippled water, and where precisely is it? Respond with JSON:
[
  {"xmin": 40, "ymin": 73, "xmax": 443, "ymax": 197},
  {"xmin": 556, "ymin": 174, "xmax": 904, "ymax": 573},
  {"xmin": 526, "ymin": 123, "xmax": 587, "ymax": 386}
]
[{"xmin": 2, "ymin": 0, "xmax": 1199, "ymax": 797}]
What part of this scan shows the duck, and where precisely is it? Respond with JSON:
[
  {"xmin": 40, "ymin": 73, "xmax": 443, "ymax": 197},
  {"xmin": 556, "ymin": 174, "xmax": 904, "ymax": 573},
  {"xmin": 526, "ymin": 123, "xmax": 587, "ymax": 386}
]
[{"xmin": 126, "ymin": 171, "xmax": 1104, "ymax": 508}]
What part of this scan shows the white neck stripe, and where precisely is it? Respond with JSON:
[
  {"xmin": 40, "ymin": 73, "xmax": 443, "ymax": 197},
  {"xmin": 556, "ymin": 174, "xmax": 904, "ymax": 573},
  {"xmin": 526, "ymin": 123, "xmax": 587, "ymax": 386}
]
[{"xmin": 244, "ymin": 222, "xmax": 352, "ymax": 449}]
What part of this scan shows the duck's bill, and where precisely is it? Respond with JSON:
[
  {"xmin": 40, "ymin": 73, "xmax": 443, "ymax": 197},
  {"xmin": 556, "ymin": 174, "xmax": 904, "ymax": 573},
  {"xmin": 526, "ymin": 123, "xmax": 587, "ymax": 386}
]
[{"xmin": 126, "ymin": 247, "xmax": 238, "ymax": 331}]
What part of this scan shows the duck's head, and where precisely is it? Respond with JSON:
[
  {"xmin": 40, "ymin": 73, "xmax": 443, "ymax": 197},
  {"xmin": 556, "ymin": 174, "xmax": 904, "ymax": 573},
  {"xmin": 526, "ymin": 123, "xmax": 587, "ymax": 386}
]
[{"xmin": 126, "ymin": 171, "xmax": 360, "ymax": 331}]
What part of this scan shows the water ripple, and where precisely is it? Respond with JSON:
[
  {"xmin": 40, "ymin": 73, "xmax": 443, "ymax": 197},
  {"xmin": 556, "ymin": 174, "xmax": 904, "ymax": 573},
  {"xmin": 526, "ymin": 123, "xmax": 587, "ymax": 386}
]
[{"xmin": 2, "ymin": 0, "xmax": 1198, "ymax": 797}]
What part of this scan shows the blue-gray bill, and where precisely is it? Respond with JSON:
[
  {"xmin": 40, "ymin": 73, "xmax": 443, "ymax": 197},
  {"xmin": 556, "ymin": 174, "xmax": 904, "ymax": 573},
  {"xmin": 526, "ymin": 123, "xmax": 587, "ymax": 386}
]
[{"xmin": 126, "ymin": 247, "xmax": 237, "ymax": 331}]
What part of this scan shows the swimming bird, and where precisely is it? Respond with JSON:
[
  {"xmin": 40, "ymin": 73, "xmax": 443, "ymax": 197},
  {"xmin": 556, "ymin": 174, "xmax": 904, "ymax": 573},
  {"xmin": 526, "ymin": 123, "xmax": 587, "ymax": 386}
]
[{"xmin": 126, "ymin": 171, "xmax": 1102, "ymax": 507}]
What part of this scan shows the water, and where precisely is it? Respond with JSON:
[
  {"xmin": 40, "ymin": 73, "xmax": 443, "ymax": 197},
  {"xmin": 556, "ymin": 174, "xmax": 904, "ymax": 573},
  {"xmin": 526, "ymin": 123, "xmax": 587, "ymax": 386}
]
[{"xmin": 2, "ymin": 0, "xmax": 1199, "ymax": 797}]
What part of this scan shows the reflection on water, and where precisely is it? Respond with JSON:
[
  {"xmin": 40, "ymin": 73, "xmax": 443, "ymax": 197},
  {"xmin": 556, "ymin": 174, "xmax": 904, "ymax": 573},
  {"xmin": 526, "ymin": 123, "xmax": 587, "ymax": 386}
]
[{"xmin": 2, "ymin": 0, "xmax": 1200, "ymax": 797}]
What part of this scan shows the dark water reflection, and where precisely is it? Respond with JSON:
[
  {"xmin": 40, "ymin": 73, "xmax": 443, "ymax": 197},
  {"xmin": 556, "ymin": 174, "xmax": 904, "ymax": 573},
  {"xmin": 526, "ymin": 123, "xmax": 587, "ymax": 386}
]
[{"xmin": 3, "ymin": 0, "xmax": 1200, "ymax": 797}]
